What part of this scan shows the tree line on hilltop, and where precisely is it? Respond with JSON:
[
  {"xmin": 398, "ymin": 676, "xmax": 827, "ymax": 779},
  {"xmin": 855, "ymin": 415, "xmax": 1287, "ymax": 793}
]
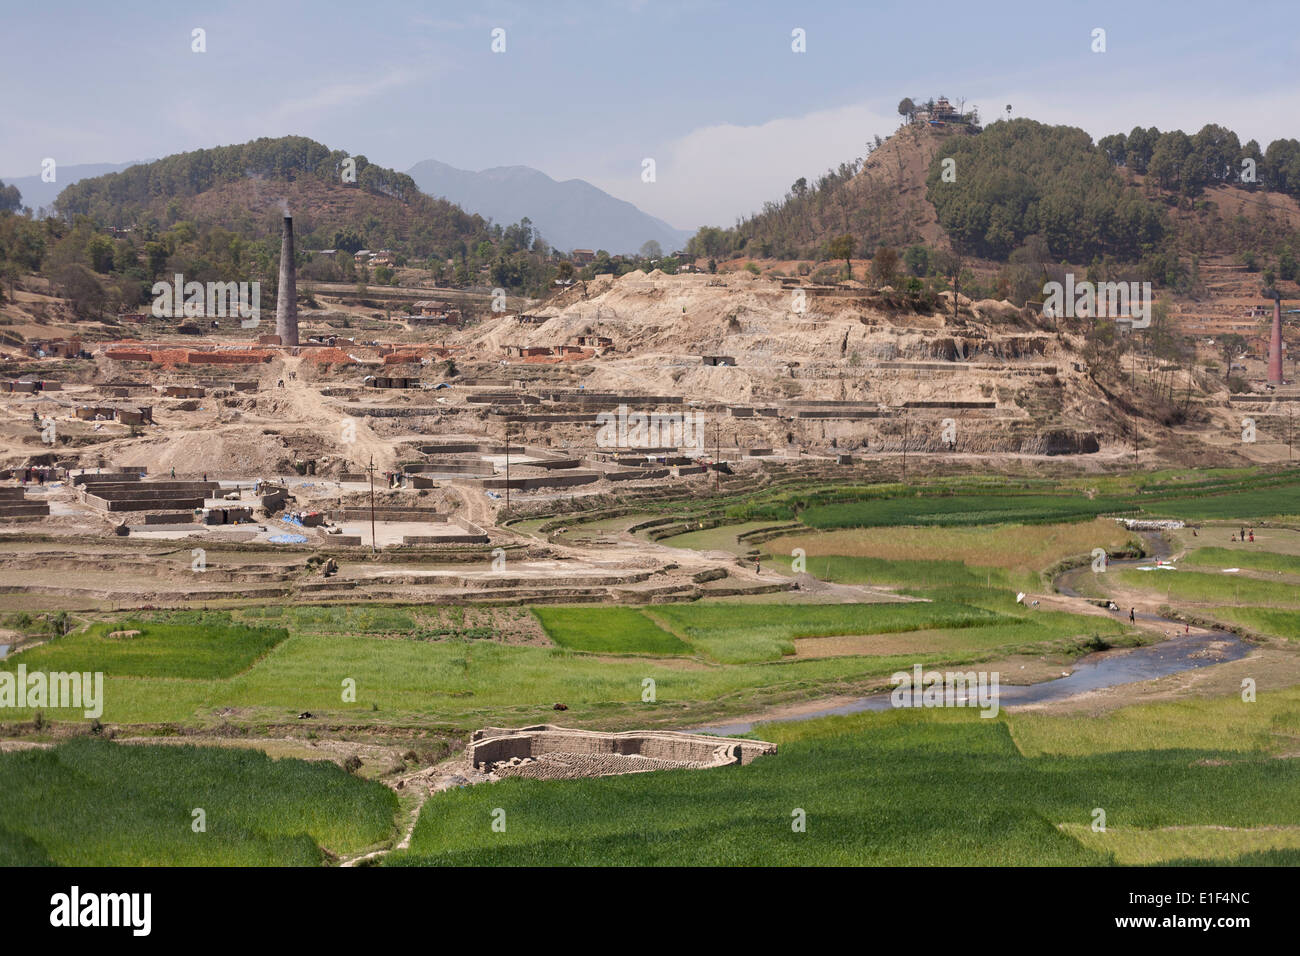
[
  {"xmin": 683, "ymin": 117, "xmax": 1300, "ymax": 297},
  {"xmin": 0, "ymin": 137, "xmax": 690, "ymax": 314},
  {"xmin": 8, "ymin": 119, "xmax": 1300, "ymax": 321},
  {"xmin": 0, "ymin": 142, "xmax": 698, "ymax": 318}
]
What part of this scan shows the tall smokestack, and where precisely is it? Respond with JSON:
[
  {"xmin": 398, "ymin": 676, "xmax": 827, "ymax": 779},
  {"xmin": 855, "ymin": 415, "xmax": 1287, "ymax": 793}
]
[
  {"xmin": 276, "ymin": 211, "xmax": 299, "ymax": 346},
  {"xmin": 1269, "ymin": 292, "xmax": 1284, "ymax": 386}
]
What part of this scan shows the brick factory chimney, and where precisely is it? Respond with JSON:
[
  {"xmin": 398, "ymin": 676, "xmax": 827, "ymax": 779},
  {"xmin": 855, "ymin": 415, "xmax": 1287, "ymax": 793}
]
[
  {"xmin": 1269, "ymin": 292, "xmax": 1284, "ymax": 386},
  {"xmin": 276, "ymin": 211, "xmax": 299, "ymax": 347}
]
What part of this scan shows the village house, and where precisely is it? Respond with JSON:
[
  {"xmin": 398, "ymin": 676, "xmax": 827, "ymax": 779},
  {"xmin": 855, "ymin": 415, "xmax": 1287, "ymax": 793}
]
[
  {"xmin": 27, "ymin": 336, "xmax": 82, "ymax": 358},
  {"xmin": 501, "ymin": 344, "xmax": 554, "ymax": 359},
  {"xmin": 411, "ymin": 301, "xmax": 463, "ymax": 325},
  {"xmin": 363, "ymin": 374, "xmax": 420, "ymax": 389}
]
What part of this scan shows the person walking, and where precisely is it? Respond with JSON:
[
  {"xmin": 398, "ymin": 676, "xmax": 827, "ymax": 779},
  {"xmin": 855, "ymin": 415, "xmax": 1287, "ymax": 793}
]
[{"xmin": 1129, "ymin": 607, "xmax": 1136, "ymax": 623}]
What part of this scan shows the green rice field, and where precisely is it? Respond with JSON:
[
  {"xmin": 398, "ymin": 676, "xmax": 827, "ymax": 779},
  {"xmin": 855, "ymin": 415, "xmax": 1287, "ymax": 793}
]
[
  {"xmin": 0, "ymin": 739, "xmax": 397, "ymax": 865},
  {"xmin": 5, "ymin": 467, "xmax": 1300, "ymax": 867},
  {"xmin": 387, "ymin": 700, "xmax": 1300, "ymax": 866},
  {"xmin": 532, "ymin": 607, "xmax": 690, "ymax": 655},
  {"xmin": 0, "ymin": 619, "xmax": 288, "ymax": 680}
]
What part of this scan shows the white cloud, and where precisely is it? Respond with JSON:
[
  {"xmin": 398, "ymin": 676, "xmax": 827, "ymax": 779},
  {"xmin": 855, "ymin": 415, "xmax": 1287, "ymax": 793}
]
[
  {"xmin": 265, "ymin": 68, "xmax": 422, "ymax": 126},
  {"xmin": 592, "ymin": 102, "xmax": 902, "ymax": 230},
  {"xmin": 147, "ymin": 68, "xmax": 429, "ymax": 161},
  {"xmin": 596, "ymin": 82, "xmax": 1300, "ymax": 232}
]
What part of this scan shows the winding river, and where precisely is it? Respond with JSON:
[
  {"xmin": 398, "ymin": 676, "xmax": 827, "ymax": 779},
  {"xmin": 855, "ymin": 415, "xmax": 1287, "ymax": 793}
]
[{"xmin": 693, "ymin": 532, "xmax": 1251, "ymax": 736}]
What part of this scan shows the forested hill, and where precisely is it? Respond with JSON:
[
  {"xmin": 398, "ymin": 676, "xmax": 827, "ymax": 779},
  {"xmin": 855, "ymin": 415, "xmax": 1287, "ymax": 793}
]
[
  {"xmin": 926, "ymin": 120, "xmax": 1166, "ymax": 261},
  {"xmin": 54, "ymin": 136, "xmax": 490, "ymax": 259},
  {"xmin": 690, "ymin": 116, "xmax": 1300, "ymax": 275}
]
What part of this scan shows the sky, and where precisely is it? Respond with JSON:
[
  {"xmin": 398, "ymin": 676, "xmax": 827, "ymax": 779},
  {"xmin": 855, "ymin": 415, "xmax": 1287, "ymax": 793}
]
[{"xmin": 3, "ymin": 0, "xmax": 1300, "ymax": 230}]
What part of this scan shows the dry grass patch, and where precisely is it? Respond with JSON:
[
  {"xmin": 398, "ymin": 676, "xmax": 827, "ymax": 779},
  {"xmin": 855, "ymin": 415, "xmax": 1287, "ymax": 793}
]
[
  {"xmin": 769, "ymin": 519, "xmax": 1137, "ymax": 572},
  {"xmin": 1059, "ymin": 823, "xmax": 1300, "ymax": 864}
]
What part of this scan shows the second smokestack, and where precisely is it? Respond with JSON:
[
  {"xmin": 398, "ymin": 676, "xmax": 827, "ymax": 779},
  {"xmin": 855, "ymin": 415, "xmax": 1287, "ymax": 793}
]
[
  {"xmin": 276, "ymin": 211, "xmax": 299, "ymax": 346},
  {"xmin": 1268, "ymin": 293, "xmax": 1284, "ymax": 386}
]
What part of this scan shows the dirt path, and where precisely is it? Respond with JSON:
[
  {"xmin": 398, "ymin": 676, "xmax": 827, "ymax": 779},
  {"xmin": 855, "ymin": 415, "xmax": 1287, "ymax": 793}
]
[
  {"xmin": 445, "ymin": 481, "xmax": 495, "ymax": 528},
  {"xmin": 1053, "ymin": 531, "xmax": 1229, "ymax": 639},
  {"xmin": 338, "ymin": 756, "xmax": 491, "ymax": 867},
  {"xmin": 279, "ymin": 355, "xmax": 397, "ymax": 472},
  {"xmin": 339, "ymin": 785, "xmax": 428, "ymax": 867}
]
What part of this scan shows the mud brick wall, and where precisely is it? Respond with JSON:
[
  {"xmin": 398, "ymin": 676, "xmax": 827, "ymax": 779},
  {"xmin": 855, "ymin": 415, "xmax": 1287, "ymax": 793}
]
[
  {"xmin": 333, "ymin": 508, "xmax": 450, "ymax": 522},
  {"xmin": 477, "ymin": 472, "xmax": 600, "ymax": 490},
  {"xmin": 468, "ymin": 726, "xmax": 776, "ymax": 771}
]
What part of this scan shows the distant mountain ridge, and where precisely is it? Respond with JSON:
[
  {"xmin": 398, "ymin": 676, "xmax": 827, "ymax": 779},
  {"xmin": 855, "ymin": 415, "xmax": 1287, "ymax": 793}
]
[
  {"xmin": 2, "ymin": 161, "xmax": 146, "ymax": 213},
  {"xmin": 407, "ymin": 158, "xmax": 692, "ymax": 255}
]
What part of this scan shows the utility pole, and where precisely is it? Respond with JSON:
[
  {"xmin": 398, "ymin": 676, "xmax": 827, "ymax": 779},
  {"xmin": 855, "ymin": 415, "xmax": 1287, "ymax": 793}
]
[
  {"xmin": 901, "ymin": 410, "xmax": 909, "ymax": 481},
  {"xmin": 713, "ymin": 420, "xmax": 720, "ymax": 493},
  {"xmin": 504, "ymin": 421, "xmax": 511, "ymax": 514},
  {"xmin": 366, "ymin": 455, "xmax": 377, "ymax": 554}
]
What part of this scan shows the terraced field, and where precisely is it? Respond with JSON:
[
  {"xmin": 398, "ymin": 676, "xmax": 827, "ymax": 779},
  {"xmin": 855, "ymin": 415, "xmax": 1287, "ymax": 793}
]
[
  {"xmin": 5, "ymin": 467, "xmax": 1300, "ymax": 867},
  {"xmin": 760, "ymin": 519, "xmax": 1138, "ymax": 571},
  {"xmin": 0, "ymin": 595, "xmax": 1131, "ymax": 727},
  {"xmin": 387, "ymin": 699, "xmax": 1300, "ymax": 866}
]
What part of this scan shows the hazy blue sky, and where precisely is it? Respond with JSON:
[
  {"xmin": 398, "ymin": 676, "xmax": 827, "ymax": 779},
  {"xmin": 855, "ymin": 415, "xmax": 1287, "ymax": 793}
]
[{"xmin": 3, "ymin": 0, "xmax": 1298, "ymax": 229}]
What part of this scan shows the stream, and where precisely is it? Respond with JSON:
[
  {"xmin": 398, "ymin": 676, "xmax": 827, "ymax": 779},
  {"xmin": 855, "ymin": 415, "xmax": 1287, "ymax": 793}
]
[{"xmin": 692, "ymin": 532, "xmax": 1251, "ymax": 736}]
